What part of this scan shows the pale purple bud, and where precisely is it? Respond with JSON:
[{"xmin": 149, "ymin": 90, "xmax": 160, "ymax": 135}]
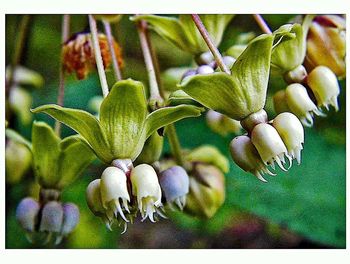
[
  {"xmin": 159, "ymin": 166, "xmax": 189, "ymax": 210},
  {"xmin": 61, "ymin": 203, "xmax": 80, "ymax": 236},
  {"xmin": 39, "ymin": 201, "xmax": 64, "ymax": 233},
  {"xmin": 181, "ymin": 69, "xmax": 197, "ymax": 81},
  {"xmin": 196, "ymin": 65, "xmax": 214, "ymax": 75},
  {"xmin": 16, "ymin": 197, "xmax": 40, "ymax": 232},
  {"xmin": 222, "ymin": 56, "xmax": 236, "ymax": 69}
]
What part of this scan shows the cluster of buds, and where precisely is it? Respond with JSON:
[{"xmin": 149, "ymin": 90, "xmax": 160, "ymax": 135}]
[
  {"xmin": 181, "ymin": 52, "xmax": 236, "ymax": 81},
  {"xmin": 62, "ymin": 32, "xmax": 123, "ymax": 80},
  {"xmin": 206, "ymin": 109, "xmax": 242, "ymax": 136},
  {"xmin": 230, "ymin": 110, "xmax": 304, "ymax": 182},
  {"xmin": 16, "ymin": 189, "xmax": 79, "ymax": 245},
  {"xmin": 274, "ymin": 65, "xmax": 340, "ymax": 127},
  {"xmin": 86, "ymin": 160, "xmax": 191, "ymax": 233}
]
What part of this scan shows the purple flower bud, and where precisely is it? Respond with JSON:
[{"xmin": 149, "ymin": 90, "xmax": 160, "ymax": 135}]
[
  {"xmin": 196, "ymin": 65, "xmax": 214, "ymax": 75},
  {"xmin": 181, "ymin": 69, "xmax": 197, "ymax": 81},
  {"xmin": 39, "ymin": 201, "xmax": 64, "ymax": 233},
  {"xmin": 16, "ymin": 197, "xmax": 40, "ymax": 232},
  {"xmin": 61, "ymin": 203, "xmax": 80, "ymax": 236},
  {"xmin": 159, "ymin": 166, "xmax": 189, "ymax": 210},
  {"xmin": 222, "ymin": 56, "xmax": 236, "ymax": 69}
]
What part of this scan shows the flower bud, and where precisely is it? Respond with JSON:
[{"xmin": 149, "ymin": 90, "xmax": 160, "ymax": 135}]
[
  {"xmin": 240, "ymin": 109, "xmax": 268, "ymax": 133},
  {"xmin": 159, "ymin": 166, "xmax": 189, "ymax": 210},
  {"xmin": 181, "ymin": 69, "xmax": 197, "ymax": 81},
  {"xmin": 185, "ymin": 164, "xmax": 225, "ymax": 219},
  {"xmin": 251, "ymin": 123, "xmax": 290, "ymax": 171},
  {"xmin": 285, "ymin": 83, "xmax": 324, "ymax": 127},
  {"xmin": 39, "ymin": 201, "xmax": 64, "ymax": 233},
  {"xmin": 229, "ymin": 135, "xmax": 274, "ymax": 182},
  {"xmin": 16, "ymin": 198, "xmax": 40, "ymax": 232},
  {"xmin": 61, "ymin": 203, "xmax": 80, "ymax": 236},
  {"xmin": 305, "ymin": 15, "xmax": 346, "ymax": 78},
  {"xmin": 6, "ymin": 139, "xmax": 32, "ymax": 184},
  {"xmin": 273, "ymin": 112, "xmax": 304, "ymax": 164},
  {"xmin": 222, "ymin": 56, "xmax": 236, "ymax": 69},
  {"xmin": 86, "ymin": 179, "xmax": 105, "ymax": 216},
  {"xmin": 131, "ymin": 164, "xmax": 162, "ymax": 222},
  {"xmin": 273, "ymin": 90, "xmax": 291, "ymax": 114},
  {"xmin": 196, "ymin": 51, "xmax": 214, "ymax": 65},
  {"xmin": 196, "ymin": 65, "xmax": 215, "ymax": 75},
  {"xmin": 283, "ymin": 65, "xmax": 307, "ymax": 84},
  {"xmin": 100, "ymin": 167, "xmax": 130, "ymax": 222},
  {"xmin": 307, "ymin": 66, "xmax": 340, "ymax": 111},
  {"xmin": 206, "ymin": 110, "xmax": 242, "ymax": 136}
]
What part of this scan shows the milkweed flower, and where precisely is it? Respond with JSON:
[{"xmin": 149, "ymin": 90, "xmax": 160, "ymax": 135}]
[
  {"xmin": 307, "ymin": 66, "xmax": 340, "ymax": 111},
  {"xmin": 251, "ymin": 123, "xmax": 290, "ymax": 171},
  {"xmin": 130, "ymin": 164, "xmax": 163, "ymax": 222},
  {"xmin": 230, "ymin": 135, "xmax": 275, "ymax": 182},
  {"xmin": 159, "ymin": 166, "xmax": 189, "ymax": 210},
  {"xmin": 273, "ymin": 112, "xmax": 304, "ymax": 165}
]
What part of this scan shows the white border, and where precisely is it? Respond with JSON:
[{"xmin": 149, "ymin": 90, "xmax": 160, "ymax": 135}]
[{"xmin": 1, "ymin": 0, "xmax": 349, "ymax": 263}]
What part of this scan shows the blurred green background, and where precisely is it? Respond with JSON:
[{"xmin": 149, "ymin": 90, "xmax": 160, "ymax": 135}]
[{"xmin": 5, "ymin": 14, "xmax": 346, "ymax": 248}]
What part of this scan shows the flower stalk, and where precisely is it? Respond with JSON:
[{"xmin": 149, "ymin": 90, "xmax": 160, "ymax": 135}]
[
  {"xmin": 103, "ymin": 20, "xmax": 123, "ymax": 81},
  {"xmin": 55, "ymin": 14, "xmax": 70, "ymax": 135},
  {"xmin": 191, "ymin": 14, "xmax": 230, "ymax": 74},
  {"xmin": 88, "ymin": 14, "xmax": 109, "ymax": 98},
  {"xmin": 253, "ymin": 14, "xmax": 272, "ymax": 34}
]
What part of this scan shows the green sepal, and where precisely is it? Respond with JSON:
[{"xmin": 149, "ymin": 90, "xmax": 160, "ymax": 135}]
[
  {"xmin": 100, "ymin": 79, "xmax": 148, "ymax": 159},
  {"xmin": 31, "ymin": 104, "xmax": 113, "ymax": 164},
  {"xmin": 166, "ymin": 90, "xmax": 202, "ymax": 107},
  {"xmin": 9, "ymin": 86, "xmax": 33, "ymax": 125},
  {"xmin": 135, "ymin": 132, "xmax": 164, "ymax": 165},
  {"xmin": 271, "ymin": 23, "xmax": 305, "ymax": 75},
  {"xmin": 186, "ymin": 145, "xmax": 230, "ymax": 173},
  {"xmin": 179, "ymin": 33, "xmax": 274, "ymax": 121},
  {"xmin": 56, "ymin": 135, "xmax": 96, "ymax": 189},
  {"xmin": 31, "ymin": 121, "xmax": 61, "ymax": 188},
  {"xmin": 132, "ymin": 15, "xmax": 234, "ymax": 55}
]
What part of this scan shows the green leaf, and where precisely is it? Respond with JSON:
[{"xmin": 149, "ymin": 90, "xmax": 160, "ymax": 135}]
[
  {"xmin": 56, "ymin": 136, "xmax": 96, "ymax": 189},
  {"xmin": 31, "ymin": 121, "xmax": 60, "ymax": 188},
  {"xmin": 31, "ymin": 104, "xmax": 113, "ymax": 164},
  {"xmin": 144, "ymin": 104, "xmax": 203, "ymax": 139},
  {"xmin": 6, "ymin": 65, "xmax": 44, "ymax": 89},
  {"xmin": 180, "ymin": 34, "xmax": 274, "ymax": 120},
  {"xmin": 100, "ymin": 79, "xmax": 148, "ymax": 159},
  {"xmin": 131, "ymin": 15, "xmax": 194, "ymax": 53},
  {"xmin": 167, "ymin": 90, "xmax": 202, "ymax": 107},
  {"xmin": 271, "ymin": 23, "xmax": 305, "ymax": 74},
  {"xmin": 5, "ymin": 128, "xmax": 32, "ymax": 151}
]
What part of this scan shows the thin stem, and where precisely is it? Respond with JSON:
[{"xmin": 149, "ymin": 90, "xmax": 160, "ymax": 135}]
[
  {"xmin": 166, "ymin": 124, "xmax": 185, "ymax": 166},
  {"xmin": 103, "ymin": 20, "xmax": 122, "ymax": 81},
  {"xmin": 55, "ymin": 14, "xmax": 70, "ymax": 136},
  {"xmin": 88, "ymin": 15, "xmax": 109, "ymax": 98},
  {"xmin": 136, "ymin": 19, "xmax": 162, "ymax": 103},
  {"xmin": 253, "ymin": 14, "xmax": 272, "ymax": 34},
  {"xmin": 191, "ymin": 14, "xmax": 230, "ymax": 74},
  {"xmin": 5, "ymin": 15, "xmax": 31, "ymax": 98}
]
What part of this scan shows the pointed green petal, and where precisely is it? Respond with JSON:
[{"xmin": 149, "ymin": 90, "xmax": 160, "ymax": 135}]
[
  {"xmin": 31, "ymin": 105, "xmax": 113, "ymax": 164},
  {"xmin": 100, "ymin": 79, "xmax": 148, "ymax": 159},
  {"xmin": 32, "ymin": 121, "xmax": 60, "ymax": 188},
  {"xmin": 57, "ymin": 136, "xmax": 96, "ymax": 189}
]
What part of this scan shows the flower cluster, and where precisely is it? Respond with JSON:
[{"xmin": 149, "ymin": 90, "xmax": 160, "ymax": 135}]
[
  {"xmin": 230, "ymin": 110, "xmax": 304, "ymax": 182},
  {"xmin": 62, "ymin": 32, "xmax": 123, "ymax": 79},
  {"xmin": 16, "ymin": 192, "xmax": 79, "ymax": 245}
]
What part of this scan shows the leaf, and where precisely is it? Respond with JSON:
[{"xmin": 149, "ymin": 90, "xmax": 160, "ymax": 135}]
[
  {"xmin": 31, "ymin": 104, "xmax": 113, "ymax": 164},
  {"xmin": 99, "ymin": 79, "xmax": 148, "ymax": 159},
  {"xmin": 56, "ymin": 136, "xmax": 96, "ymax": 189},
  {"xmin": 166, "ymin": 90, "xmax": 202, "ymax": 107},
  {"xmin": 31, "ymin": 121, "xmax": 60, "ymax": 188},
  {"xmin": 131, "ymin": 15, "xmax": 194, "ymax": 53},
  {"xmin": 271, "ymin": 23, "xmax": 305, "ymax": 74},
  {"xmin": 179, "ymin": 34, "xmax": 274, "ymax": 120},
  {"xmin": 144, "ymin": 104, "xmax": 203, "ymax": 139},
  {"xmin": 5, "ymin": 128, "xmax": 32, "ymax": 151},
  {"xmin": 6, "ymin": 65, "xmax": 44, "ymax": 89}
]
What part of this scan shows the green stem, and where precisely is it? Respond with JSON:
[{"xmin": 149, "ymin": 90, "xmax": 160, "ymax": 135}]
[
  {"xmin": 103, "ymin": 20, "xmax": 122, "ymax": 81},
  {"xmin": 88, "ymin": 15, "xmax": 109, "ymax": 98},
  {"xmin": 55, "ymin": 14, "xmax": 70, "ymax": 136},
  {"xmin": 191, "ymin": 14, "xmax": 230, "ymax": 74},
  {"xmin": 253, "ymin": 14, "xmax": 272, "ymax": 34},
  {"xmin": 136, "ymin": 18, "xmax": 184, "ymax": 166},
  {"xmin": 6, "ymin": 15, "xmax": 31, "ymax": 98},
  {"xmin": 166, "ymin": 124, "xmax": 185, "ymax": 166},
  {"xmin": 136, "ymin": 19, "xmax": 163, "ymax": 104}
]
